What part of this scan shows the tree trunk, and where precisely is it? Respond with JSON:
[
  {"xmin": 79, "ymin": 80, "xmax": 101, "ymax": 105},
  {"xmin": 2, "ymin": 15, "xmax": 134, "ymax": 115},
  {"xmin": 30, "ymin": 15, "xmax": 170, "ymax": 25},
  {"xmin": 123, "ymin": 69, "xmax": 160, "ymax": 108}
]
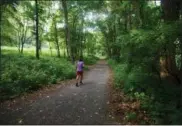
[
  {"xmin": 128, "ymin": 3, "xmax": 132, "ymax": 30},
  {"xmin": 20, "ymin": 35, "xmax": 24, "ymax": 54},
  {"xmin": 21, "ymin": 24, "xmax": 28, "ymax": 54},
  {"xmin": 20, "ymin": 41, "xmax": 24, "ymax": 53},
  {"xmin": 140, "ymin": 1, "xmax": 145, "ymax": 28},
  {"xmin": 53, "ymin": 18, "xmax": 61, "ymax": 58},
  {"xmin": 35, "ymin": 0, "xmax": 39, "ymax": 59},
  {"xmin": 178, "ymin": 0, "xmax": 182, "ymax": 108},
  {"xmin": 80, "ymin": 15, "xmax": 84, "ymax": 58},
  {"xmin": 124, "ymin": 14, "xmax": 128, "ymax": 31},
  {"xmin": 106, "ymin": 39, "xmax": 111, "ymax": 58},
  {"xmin": 48, "ymin": 41, "xmax": 52, "ymax": 56},
  {"xmin": 132, "ymin": 0, "xmax": 142, "ymax": 28},
  {"xmin": 62, "ymin": 0, "xmax": 74, "ymax": 63},
  {"xmin": 161, "ymin": 0, "xmax": 180, "ymax": 74},
  {"xmin": 72, "ymin": 15, "xmax": 77, "ymax": 60},
  {"xmin": 17, "ymin": 27, "xmax": 22, "ymax": 53},
  {"xmin": 161, "ymin": 0, "xmax": 182, "ymax": 108},
  {"xmin": 64, "ymin": 47, "xmax": 66, "ymax": 58},
  {"xmin": 180, "ymin": 2, "xmax": 182, "ymax": 19},
  {"xmin": 60, "ymin": 1, "xmax": 69, "ymax": 58},
  {"xmin": 0, "ymin": 6, "xmax": 2, "ymax": 81},
  {"xmin": 161, "ymin": 0, "xmax": 180, "ymax": 22}
]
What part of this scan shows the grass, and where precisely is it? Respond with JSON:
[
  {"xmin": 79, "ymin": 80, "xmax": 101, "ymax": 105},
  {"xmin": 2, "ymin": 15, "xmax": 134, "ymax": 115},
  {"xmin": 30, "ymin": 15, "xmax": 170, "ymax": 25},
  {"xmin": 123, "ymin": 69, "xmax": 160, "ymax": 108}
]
[{"xmin": 1, "ymin": 46, "xmax": 62, "ymax": 57}]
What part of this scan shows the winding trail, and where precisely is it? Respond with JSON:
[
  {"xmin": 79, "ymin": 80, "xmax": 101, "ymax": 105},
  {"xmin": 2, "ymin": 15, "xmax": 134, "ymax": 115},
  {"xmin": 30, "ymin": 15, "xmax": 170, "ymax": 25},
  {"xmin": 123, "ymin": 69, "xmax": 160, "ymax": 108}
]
[{"xmin": 0, "ymin": 60, "xmax": 116, "ymax": 124}]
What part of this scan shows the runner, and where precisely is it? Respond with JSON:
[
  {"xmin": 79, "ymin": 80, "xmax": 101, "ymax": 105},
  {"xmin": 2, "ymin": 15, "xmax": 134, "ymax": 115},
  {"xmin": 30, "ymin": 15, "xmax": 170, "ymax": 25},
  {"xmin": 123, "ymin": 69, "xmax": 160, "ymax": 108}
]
[{"xmin": 75, "ymin": 58, "xmax": 84, "ymax": 87}]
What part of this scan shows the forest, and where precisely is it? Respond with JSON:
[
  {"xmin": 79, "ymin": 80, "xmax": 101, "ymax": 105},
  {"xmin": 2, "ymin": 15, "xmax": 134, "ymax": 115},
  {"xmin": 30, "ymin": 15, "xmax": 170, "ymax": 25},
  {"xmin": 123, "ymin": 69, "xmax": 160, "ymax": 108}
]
[{"xmin": 1, "ymin": 0, "xmax": 182, "ymax": 125}]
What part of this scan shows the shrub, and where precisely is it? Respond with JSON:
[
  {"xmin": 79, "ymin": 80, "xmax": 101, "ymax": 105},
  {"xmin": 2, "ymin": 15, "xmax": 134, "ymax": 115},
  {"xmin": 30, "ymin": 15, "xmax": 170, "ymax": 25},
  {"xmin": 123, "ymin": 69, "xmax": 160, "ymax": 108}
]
[
  {"xmin": 108, "ymin": 59, "xmax": 182, "ymax": 124},
  {"xmin": 83, "ymin": 55, "xmax": 99, "ymax": 65},
  {"xmin": 0, "ymin": 53, "xmax": 75, "ymax": 100}
]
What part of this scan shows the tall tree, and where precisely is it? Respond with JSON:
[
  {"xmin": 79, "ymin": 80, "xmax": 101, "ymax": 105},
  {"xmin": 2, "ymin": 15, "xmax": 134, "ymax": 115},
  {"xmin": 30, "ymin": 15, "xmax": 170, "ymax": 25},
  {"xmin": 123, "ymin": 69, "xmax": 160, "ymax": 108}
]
[
  {"xmin": 61, "ymin": 0, "xmax": 74, "ymax": 63},
  {"xmin": 53, "ymin": 16, "xmax": 61, "ymax": 58},
  {"xmin": 0, "ymin": 3, "xmax": 2, "ymax": 81},
  {"xmin": 0, "ymin": 0, "xmax": 19, "ymax": 80},
  {"xmin": 35, "ymin": 0, "xmax": 39, "ymax": 59},
  {"xmin": 161, "ymin": 0, "xmax": 182, "ymax": 108}
]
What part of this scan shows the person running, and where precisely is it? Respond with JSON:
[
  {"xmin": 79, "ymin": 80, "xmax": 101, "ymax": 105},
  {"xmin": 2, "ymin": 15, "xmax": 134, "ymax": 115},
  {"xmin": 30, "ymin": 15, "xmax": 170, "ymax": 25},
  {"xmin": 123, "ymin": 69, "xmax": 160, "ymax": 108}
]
[{"xmin": 75, "ymin": 58, "xmax": 84, "ymax": 87}]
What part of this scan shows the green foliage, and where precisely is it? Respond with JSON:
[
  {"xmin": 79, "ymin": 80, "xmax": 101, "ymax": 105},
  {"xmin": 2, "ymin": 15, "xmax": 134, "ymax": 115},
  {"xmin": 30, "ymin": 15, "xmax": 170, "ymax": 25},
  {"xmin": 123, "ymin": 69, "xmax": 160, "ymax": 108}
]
[
  {"xmin": 109, "ymin": 59, "xmax": 182, "ymax": 124},
  {"xmin": 0, "ymin": 52, "xmax": 75, "ymax": 101},
  {"xmin": 83, "ymin": 55, "xmax": 99, "ymax": 65},
  {"xmin": 107, "ymin": 23, "xmax": 182, "ymax": 124},
  {"xmin": 0, "ymin": 47, "xmax": 98, "ymax": 101},
  {"xmin": 2, "ymin": 0, "xmax": 182, "ymax": 124},
  {"xmin": 125, "ymin": 112, "xmax": 137, "ymax": 121},
  {"xmin": 108, "ymin": 59, "xmax": 128, "ymax": 89}
]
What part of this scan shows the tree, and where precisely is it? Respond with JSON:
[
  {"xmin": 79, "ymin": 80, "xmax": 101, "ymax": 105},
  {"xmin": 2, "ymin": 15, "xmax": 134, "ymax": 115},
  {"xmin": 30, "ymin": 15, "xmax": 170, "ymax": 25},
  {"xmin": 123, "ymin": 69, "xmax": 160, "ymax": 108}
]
[
  {"xmin": 0, "ymin": 0, "xmax": 19, "ymax": 81},
  {"xmin": 61, "ymin": 0, "xmax": 74, "ymax": 63},
  {"xmin": 35, "ymin": 0, "xmax": 39, "ymax": 59},
  {"xmin": 52, "ymin": 15, "xmax": 61, "ymax": 58},
  {"xmin": 161, "ymin": 0, "xmax": 182, "ymax": 108}
]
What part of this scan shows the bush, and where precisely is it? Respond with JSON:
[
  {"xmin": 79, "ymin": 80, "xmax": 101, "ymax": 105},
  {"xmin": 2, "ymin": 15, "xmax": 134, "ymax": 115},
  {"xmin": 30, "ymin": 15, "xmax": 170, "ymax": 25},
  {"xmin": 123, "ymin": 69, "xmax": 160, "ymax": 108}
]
[
  {"xmin": 83, "ymin": 55, "xmax": 99, "ymax": 65},
  {"xmin": 108, "ymin": 59, "xmax": 182, "ymax": 124},
  {"xmin": 113, "ymin": 64, "xmax": 128, "ymax": 89},
  {"xmin": 107, "ymin": 59, "xmax": 117, "ymax": 67},
  {"xmin": 0, "ymin": 54, "xmax": 75, "ymax": 100},
  {"xmin": 125, "ymin": 112, "xmax": 137, "ymax": 121},
  {"xmin": 0, "ymin": 49, "xmax": 99, "ymax": 101}
]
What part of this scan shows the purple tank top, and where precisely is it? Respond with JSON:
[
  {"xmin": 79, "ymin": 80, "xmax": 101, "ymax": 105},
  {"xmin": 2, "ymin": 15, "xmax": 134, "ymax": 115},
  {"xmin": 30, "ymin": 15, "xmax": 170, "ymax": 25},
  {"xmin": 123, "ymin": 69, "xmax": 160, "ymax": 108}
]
[{"xmin": 77, "ymin": 61, "xmax": 84, "ymax": 71}]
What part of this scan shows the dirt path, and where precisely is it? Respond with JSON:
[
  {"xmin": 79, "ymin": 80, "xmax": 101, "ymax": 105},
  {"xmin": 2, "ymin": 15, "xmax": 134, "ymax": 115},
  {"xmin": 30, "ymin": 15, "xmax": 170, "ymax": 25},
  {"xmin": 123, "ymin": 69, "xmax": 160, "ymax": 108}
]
[{"xmin": 0, "ymin": 60, "xmax": 117, "ymax": 125}]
